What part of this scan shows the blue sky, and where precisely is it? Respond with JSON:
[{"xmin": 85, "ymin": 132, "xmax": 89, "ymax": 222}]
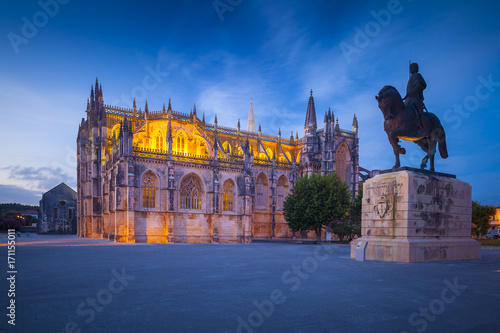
[{"xmin": 0, "ymin": 0, "xmax": 499, "ymax": 205}]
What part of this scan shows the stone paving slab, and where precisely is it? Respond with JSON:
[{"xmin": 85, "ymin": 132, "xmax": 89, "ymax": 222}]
[{"xmin": 1, "ymin": 234, "xmax": 499, "ymax": 333}]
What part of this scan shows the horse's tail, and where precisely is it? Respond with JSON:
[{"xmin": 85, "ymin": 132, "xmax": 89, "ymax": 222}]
[
  {"xmin": 437, "ymin": 124, "xmax": 448, "ymax": 159},
  {"xmin": 429, "ymin": 112, "xmax": 448, "ymax": 159}
]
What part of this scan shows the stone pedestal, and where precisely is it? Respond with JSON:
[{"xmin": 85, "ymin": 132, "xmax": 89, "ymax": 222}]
[{"xmin": 350, "ymin": 167, "xmax": 481, "ymax": 262}]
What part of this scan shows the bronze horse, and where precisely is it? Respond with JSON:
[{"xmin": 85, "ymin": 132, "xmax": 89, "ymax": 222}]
[{"xmin": 375, "ymin": 85, "xmax": 448, "ymax": 171}]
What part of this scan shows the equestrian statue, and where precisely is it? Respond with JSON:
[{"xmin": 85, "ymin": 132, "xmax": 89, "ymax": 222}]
[{"xmin": 375, "ymin": 63, "xmax": 448, "ymax": 172}]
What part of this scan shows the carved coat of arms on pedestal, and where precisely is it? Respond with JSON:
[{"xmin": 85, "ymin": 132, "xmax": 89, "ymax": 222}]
[{"xmin": 373, "ymin": 195, "xmax": 393, "ymax": 219}]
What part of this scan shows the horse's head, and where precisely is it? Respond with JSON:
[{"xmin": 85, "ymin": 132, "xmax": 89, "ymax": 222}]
[{"xmin": 376, "ymin": 85, "xmax": 403, "ymax": 120}]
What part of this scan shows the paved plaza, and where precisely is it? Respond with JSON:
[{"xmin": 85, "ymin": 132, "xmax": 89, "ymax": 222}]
[{"xmin": 1, "ymin": 234, "xmax": 500, "ymax": 333}]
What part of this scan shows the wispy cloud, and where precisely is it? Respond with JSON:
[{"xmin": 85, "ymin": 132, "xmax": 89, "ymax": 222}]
[{"xmin": 1, "ymin": 166, "xmax": 76, "ymax": 193}]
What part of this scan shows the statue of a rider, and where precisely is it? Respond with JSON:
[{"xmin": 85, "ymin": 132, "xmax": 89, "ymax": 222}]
[{"xmin": 403, "ymin": 62, "xmax": 426, "ymax": 132}]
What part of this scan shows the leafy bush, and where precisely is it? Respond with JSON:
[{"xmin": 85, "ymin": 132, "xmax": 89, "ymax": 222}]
[{"xmin": 284, "ymin": 172, "xmax": 351, "ymax": 241}]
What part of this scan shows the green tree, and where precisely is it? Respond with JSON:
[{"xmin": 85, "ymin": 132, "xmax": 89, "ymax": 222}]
[
  {"xmin": 283, "ymin": 172, "xmax": 351, "ymax": 241},
  {"xmin": 471, "ymin": 201, "xmax": 496, "ymax": 238},
  {"xmin": 349, "ymin": 185, "xmax": 363, "ymax": 238},
  {"xmin": 330, "ymin": 216, "xmax": 353, "ymax": 241}
]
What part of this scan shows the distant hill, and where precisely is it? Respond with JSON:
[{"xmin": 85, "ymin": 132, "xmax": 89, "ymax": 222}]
[{"xmin": 0, "ymin": 203, "xmax": 39, "ymax": 215}]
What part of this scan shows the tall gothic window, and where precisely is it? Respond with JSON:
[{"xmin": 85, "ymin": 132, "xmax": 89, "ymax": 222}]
[
  {"xmin": 277, "ymin": 175, "xmax": 289, "ymax": 209},
  {"xmin": 222, "ymin": 179, "xmax": 234, "ymax": 212},
  {"xmin": 180, "ymin": 174, "xmax": 203, "ymax": 210},
  {"xmin": 176, "ymin": 132, "xmax": 186, "ymax": 153},
  {"xmin": 255, "ymin": 173, "xmax": 268, "ymax": 208},
  {"xmin": 222, "ymin": 141, "xmax": 232, "ymax": 155},
  {"xmin": 335, "ymin": 144, "xmax": 349, "ymax": 183},
  {"xmin": 142, "ymin": 172, "xmax": 157, "ymax": 208},
  {"xmin": 111, "ymin": 124, "xmax": 121, "ymax": 140},
  {"xmin": 155, "ymin": 130, "xmax": 164, "ymax": 151}
]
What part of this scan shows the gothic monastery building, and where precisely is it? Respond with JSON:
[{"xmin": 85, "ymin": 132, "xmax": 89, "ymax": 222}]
[{"xmin": 77, "ymin": 79, "xmax": 360, "ymax": 243}]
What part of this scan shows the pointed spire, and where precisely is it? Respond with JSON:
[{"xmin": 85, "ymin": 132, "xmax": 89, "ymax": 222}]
[
  {"xmin": 193, "ymin": 103, "xmax": 197, "ymax": 116},
  {"xmin": 132, "ymin": 97, "xmax": 137, "ymax": 120},
  {"xmin": 305, "ymin": 89, "xmax": 317, "ymax": 130},
  {"xmin": 335, "ymin": 118, "xmax": 340, "ymax": 131},
  {"xmin": 258, "ymin": 123, "xmax": 262, "ymax": 136},
  {"xmin": 163, "ymin": 103, "xmax": 166, "ymax": 113},
  {"xmin": 145, "ymin": 100, "xmax": 149, "ymax": 113},
  {"xmin": 290, "ymin": 131, "xmax": 294, "ymax": 141},
  {"xmin": 99, "ymin": 84, "xmax": 102, "ymax": 97},
  {"xmin": 214, "ymin": 113, "xmax": 218, "ymax": 124},
  {"xmin": 328, "ymin": 107, "xmax": 332, "ymax": 121},
  {"xmin": 202, "ymin": 112, "xmax": 205, "ymax": 123},
  {"xmin": 87, "ymin": 98, "xmax": 90, "ymax": 110},
  {"xmin": 247, "ymin": 100, "xmax": 256, "ymax": 133},
  {"xmin": 278, "ymin": 127, "xmax": 281, "ymax": 137},
  {"xmin": 352, "ymin": 113, "xmax": 358, "ymax": 133},
  {"xmin": 167, "ymin": 100, "xmax": 172, "ymax": 117},
  {"xmin": 324, "ymin": 111, "xmax": 328, "ymax": 123},
  {"xmin": 90, "ymin": 85, "xmax": 95, "ymax": 109},
  {"xmin": 295, "ymin": 131, "xmax": 299, "ymax": 140},
  {"xmin": 237, "ymin": 118, "xmax": 241, "ymax": 129},
  {"xmin": 95, "ymin": 77, "xmax": 99, "ymax": 94}
]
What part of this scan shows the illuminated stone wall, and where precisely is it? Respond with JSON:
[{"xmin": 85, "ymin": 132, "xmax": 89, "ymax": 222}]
[{"xmin": 77, "ymin": 79, "xmax": 360, "ymax": 243}]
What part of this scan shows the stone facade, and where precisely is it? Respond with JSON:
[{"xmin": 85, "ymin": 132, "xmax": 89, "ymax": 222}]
[
  {"xmin": 77, "ymin": 79, "xmax": 359, "ymax": 243},
  {"xmin": 350, "ymin": 168, "xmax": 481, "ymax": 262},
  {"xmin": 38, "ymin": 183, "xmax": 77, "ymax": 234}
]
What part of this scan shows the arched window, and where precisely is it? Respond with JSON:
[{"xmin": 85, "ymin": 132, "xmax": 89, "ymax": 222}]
[
  {"xmin": 175, "ymin": 130, "xmax": 186, "ymax": 154},
  {"xmin": 277, "ymin": 175, "xmax": 289, "ymax": 209},
  {"xmin": 194, "ymin": 136, "xmax": 207, "ymax": 156},
  {"xmin": 222, "ymin": 179, "xmax": 235, "ymax": 212},
  {"xmin": 142, "ymin": 171, "xmax": 157, "ymax": 208},
  {"xmin": 111, "ymin": 124, "xmax": 121, "ymax": 140},
  {"xmin": 255, "ymin": 173, "xmax": 268, "ymax": 208},
  {"xmin": 155, "ymin": 129, "xmax": 164, "ymax": 151},
  {"xmin": 335, "ymin": 144, "xmax": 350, "ymax": 183},
  {"xmin": 222, "ymin": 141, "xmax": 232, "ymax": 155},
  {"xmin": 266, "ymin": 148, "xmax": 273, "ymax": 160},
  {"xmin": 180, "ymin": 174, "xmax": 203, "ymax": 210}
]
